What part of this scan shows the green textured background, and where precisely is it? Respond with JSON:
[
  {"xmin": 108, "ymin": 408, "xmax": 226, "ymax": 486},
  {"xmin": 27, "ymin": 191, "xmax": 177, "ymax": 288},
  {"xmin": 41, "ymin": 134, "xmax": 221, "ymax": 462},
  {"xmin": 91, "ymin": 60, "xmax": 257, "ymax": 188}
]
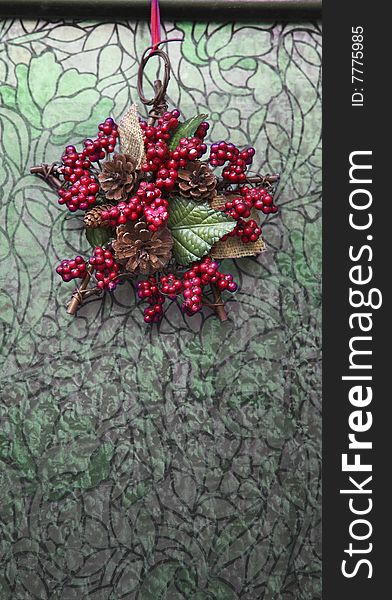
[{"xmin": 0, "ymin": 18, "xmax": 322, "ymax": 599}]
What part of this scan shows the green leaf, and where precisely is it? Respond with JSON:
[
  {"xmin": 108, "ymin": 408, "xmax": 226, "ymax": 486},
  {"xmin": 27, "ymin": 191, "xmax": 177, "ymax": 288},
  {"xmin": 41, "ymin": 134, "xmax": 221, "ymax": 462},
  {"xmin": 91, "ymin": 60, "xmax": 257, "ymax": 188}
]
[
  {"xmin": 57, "ymin": 69, "xmax": 96, "ymax": 96},
  {"xmin": 73, "ymin": 96, "xmax": 114, "ymax": 137},
  {"xmin": 28, "ymin": 52, "xmax": 62, "ymax": 110},
  {"xmin": 80, "ymin": 442, "xmax": 114, "ymax": 488},
  {"xmin": 0, "ymin": 85, "xmax": 17, "ymax": 109},
  {"xmin": 86, "ymin": 226, "xmax": 113, "ymax": 247},
  {"xmin": 0, "ymin": 106, "xmax": 30, "ymax": 172},
  {"xmin": 168, "ymin": 197, "xmax": 236, "ymax": 265},
  {"xmin": 207, "ymin": 578, "xmax": 239, "ymax": 600},
  {"xmin": 43, "ymin": 88, "xmax": 100, "ymax": 129},
  {"xmin": 168, "ymin": 113, "xmax": 208, "ymax": 151},
  {"xmin": 93, "ymin": 195, "xmax": 112, "ymax": 206},
  {"xmin": 15, "ymin": 64, "xmax": 42, "ymax": 129},
  {"xmin": 139, "ymin": 562, "xmax": 179, "ymax": 599}
]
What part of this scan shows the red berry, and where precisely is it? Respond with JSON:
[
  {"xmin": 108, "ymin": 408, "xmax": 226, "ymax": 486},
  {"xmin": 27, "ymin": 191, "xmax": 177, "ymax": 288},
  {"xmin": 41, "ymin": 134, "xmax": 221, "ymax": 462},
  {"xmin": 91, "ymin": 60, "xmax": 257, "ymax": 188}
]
[
  {"xmin": 56, "ymin": 256, "xmax": 87, "ymax": 282},
  {"xmin": 89, "ymin": 247, "xmax": 120, "ymax": 290},
  {"xmin": 138, "ymin": 276, "xmax": 167, "ymax": 324}
]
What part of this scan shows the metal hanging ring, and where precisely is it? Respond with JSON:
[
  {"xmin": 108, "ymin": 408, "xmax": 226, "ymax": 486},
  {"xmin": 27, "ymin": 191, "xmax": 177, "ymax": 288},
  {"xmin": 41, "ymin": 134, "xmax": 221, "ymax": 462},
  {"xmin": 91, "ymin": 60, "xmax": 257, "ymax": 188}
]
[{"xmin": 137, "ymin": 46, "xmax": 171, "ymax": 107}]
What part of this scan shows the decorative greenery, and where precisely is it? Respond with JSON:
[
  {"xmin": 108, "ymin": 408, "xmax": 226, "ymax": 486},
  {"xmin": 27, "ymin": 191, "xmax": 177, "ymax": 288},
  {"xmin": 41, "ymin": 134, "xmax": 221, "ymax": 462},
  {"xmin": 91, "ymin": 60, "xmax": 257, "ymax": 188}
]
[
  {"xmin": 168, "ymin": 113, "xmax": 208, "ymax": 151},
  {"xmin": 36, "ymin": 100, "xmax": 277, "ymax": 320},
  {"xmin": 85, "ymin": 225, "xmax": 113, "ymax": 248},
  {"xmin": 168, "ymin": 196, "xmax": 236, "ymax": 264}
]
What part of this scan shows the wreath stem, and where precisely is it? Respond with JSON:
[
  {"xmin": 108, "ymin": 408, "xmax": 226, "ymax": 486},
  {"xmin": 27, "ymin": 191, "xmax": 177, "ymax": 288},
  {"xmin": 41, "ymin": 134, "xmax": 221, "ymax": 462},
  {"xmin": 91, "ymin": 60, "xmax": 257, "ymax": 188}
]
[
  {"xmin": 217, "ymin": 173, "xmax": 280, "ymax": 192},
  {"xmin": 66, "ymin": 265, "xmax": 95, "ymax": 315},
  {"xmin": 210, "ymin": 283, "xmax": 228, "ymax": 322},
  {"xmin": 30, "ymin": 163, "xmax": 63, "ymax": 190}
]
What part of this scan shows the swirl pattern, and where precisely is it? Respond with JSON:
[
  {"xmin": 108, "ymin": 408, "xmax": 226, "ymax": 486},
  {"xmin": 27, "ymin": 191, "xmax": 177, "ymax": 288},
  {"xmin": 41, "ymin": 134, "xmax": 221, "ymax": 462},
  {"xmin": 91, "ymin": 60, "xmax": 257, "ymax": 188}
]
[{"xmin": 0, "ymin": 18, "xmax": 322, "ymax": 599}]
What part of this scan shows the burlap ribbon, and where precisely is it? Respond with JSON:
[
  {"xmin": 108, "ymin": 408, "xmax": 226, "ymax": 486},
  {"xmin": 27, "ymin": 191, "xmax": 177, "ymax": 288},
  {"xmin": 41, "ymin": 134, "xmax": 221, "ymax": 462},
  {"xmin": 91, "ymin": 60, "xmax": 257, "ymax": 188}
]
[{"xmin": 118, "ymin": 103, "xmax": 146, "ymax": 169}]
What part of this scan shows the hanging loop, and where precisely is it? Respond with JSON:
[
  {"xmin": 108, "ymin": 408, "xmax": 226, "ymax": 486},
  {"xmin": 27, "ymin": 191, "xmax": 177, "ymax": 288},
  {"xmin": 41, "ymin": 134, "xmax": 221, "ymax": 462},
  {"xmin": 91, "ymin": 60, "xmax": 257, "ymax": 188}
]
[
  {"xmin": 137, "ymin": 39, "xmax": 182, "ymax": 122},
  {"xmin": 137, "ymin": 45, "xmax": 171, "ymax": 119}
]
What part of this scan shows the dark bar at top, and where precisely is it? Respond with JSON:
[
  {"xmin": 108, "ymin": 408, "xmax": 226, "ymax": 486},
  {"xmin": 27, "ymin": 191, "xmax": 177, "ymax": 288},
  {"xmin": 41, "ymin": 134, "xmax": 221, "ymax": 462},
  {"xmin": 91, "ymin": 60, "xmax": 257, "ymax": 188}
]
[{"xmin": 0, "ymin": 0, "xmax": 322, "ymax": 20}]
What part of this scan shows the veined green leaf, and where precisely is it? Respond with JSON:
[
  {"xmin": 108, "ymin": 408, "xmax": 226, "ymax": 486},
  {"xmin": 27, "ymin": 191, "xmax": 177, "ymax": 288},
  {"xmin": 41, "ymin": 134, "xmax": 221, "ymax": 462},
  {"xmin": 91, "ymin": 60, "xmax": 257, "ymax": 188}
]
[
  {"xmin": 168, "ymin": 197, "xmax": 236, "ymax": 265},
  {"xmin": 168, "ymin": 113, "xmax": 208, "ymax": 151}
]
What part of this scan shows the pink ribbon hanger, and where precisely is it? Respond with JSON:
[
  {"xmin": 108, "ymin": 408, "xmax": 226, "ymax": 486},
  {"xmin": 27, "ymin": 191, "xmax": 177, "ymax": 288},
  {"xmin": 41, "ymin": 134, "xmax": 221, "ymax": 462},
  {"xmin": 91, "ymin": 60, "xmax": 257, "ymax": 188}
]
[{"xmin": 150, "ymin": 0, "xmax": 161, "ymax": 52}]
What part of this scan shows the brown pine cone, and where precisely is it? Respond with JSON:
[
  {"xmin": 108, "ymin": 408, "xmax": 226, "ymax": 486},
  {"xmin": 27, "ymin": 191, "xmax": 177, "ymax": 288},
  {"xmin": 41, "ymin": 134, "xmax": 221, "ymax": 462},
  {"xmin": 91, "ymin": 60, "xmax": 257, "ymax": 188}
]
[
  {"xmin": 177, "ymin": 161, "xmax": 217, "ymax": 201},
  {"xmin": 112, "ymin": 219, "xmax": 173, "ymax": 275},
  {"xmin": 84, "ymin": 203, "xmax": 113, "ymax": 228},
  {"xmin": 98, "ymin": 154, "xmax": 137, "ymax": 201}
]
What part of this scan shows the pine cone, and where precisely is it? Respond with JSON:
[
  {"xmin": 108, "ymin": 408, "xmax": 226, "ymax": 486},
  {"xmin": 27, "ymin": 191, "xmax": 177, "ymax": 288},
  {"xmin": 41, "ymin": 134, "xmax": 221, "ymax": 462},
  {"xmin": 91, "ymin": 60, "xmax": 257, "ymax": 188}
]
[
  {"xmin": 84, "ymin": 203, "xmax": 113, "ymax": 228},
  {"xmin": 112, "ymin": 220, "xmax": 173, "ymax": 275},
  {"xmin": 177, "ymin": 161, "xmax": 217, "ymax": 201},
  {"xmin": 98, "ymin": 154, "xmax": 137, "ymax": 201}
]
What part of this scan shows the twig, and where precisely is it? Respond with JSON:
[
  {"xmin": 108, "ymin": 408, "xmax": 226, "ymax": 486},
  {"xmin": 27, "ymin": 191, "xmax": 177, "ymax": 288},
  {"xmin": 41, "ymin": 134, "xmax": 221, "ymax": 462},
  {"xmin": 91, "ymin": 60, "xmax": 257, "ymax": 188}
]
[
  {"xmin": 217, "ymin": 173, "xmax": 280, "ymax": 191},
  {"xmin": 66, "ymin": 265, "xmax": 95, "ymax": 315},
  {"xmin": 208, "ymin": 283, "xmax": 228, "ymax": 322},
  {"xmin": 30, "ymin": 163, "xmax": 63, "ymax": 190},
  {"xmin": 246, "ymin": 173, "xmax": 280, "ymax": 185},
  {"xmin": 147, "ymin": 80, "xmax": 167, "ymax": 125}
]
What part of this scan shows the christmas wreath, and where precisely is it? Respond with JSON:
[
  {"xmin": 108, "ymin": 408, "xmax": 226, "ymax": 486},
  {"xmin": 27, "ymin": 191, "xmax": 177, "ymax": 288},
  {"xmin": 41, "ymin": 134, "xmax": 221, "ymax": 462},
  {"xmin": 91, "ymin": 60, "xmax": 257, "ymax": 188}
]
[{"xmin": 31, "ymin": 35, "xmax": 279, "ymax": 325}]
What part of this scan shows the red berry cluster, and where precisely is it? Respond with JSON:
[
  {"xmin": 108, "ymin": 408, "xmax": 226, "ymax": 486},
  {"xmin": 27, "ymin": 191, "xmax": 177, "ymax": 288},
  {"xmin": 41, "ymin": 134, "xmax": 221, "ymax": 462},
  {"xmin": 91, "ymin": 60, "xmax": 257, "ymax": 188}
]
[
  {"xmin": 100, "ymin": 198, "xmax": 144, "ymax": 227},
  {"xmin": 142, "ymin": 132, "xmax": 207, "ymax": 179},
  {"xmin": 140, "ymin": 109, "xmax": 180, "ymax": 143},
  {"xmin": 209, "ymin": 142, "xmax": 254, "ymax": 183},
  {"xmin": 61, "ymin": 146, "xmax": 91, "ymax": 182},
  {"xmin": 137, "ymin": 258, "xmax": 238, "ymax": 323},
  {"xmin": 173, "ymin": 136, "xmax": 207, "ymax": 163},
  {"xmin": 136, "ymin": 181, "xmax": 162, "ymax": 203},
  {"xmin": 58, "ymin": 117, "xmax": 118, "ymax": 212},
  {"xmin": 139, "ymin": 111, "xmax": 208, "ymax": 200},
  {"xmin": 140, "ymin": 110, "xmax": 182, "ymax": 176},
  {"xmin": 239, "ymin": 186, "xmax": 278, "ymax": 214},
  {"xmin": 209, "ymin": 141, "xmax": 239, "ymax": 167},
  {"xmin": 84, "ymin": 117, "xmax": 119, "ymax": 161},
  {"xmin": 155, "ymin": 166, "xmax": 178, "ymax": 192},
  {"xmin": 222, "ymin": 148, "xmax": 254, "ymax": 183},
  {"xmin": 159, "ymin": 273, "xmax": 183, "ymax": 299},
  {"xmin": 143, "ymin": 130, "xmax": 209, "ymax": 190},
  {"xmin": 144, "ymin": 200, "xmax": 169, "ymax": 231},
  {"xmin": 56, "ymin": 256, "xmax": 86, "ymax": 282},
  {"xmin": 58, "ymin": 174, "xmax": 99, "ymax": 212},
  {"xmin": 223, "ymin": 186, "xmax": 278, "ymax": 223},
  {"xmin": 195, "ymin": 121, "xmax": 209, "ymax": 140},
  {"xmin": 136, "ymin": 182, "xmax": 169, "ymax": 230},
  {"xmin": 142, "ymin": 140, "xmax": 169, "ymax": 173},
  {"xmin": 137, "ymin": 277, "xmax": 166, "ymax": 323},
  {"xmin": 182, "ymin": 256, "xmax": 237, "ymax": 315},
  {"xmin": 98, "ymin": 183, "xmax": 170, "ymax": 231},
  {"xmin": 224, "ymin": 195, "xmax": 253, "ymax": 220},
  {"xmin": 89, "ymin": 247, "xmax": 120, "ymax": 291},
  {"xmin": 222, "ymin": 218, "xmax": 262, "ymax": 244},
  {"xmin": 145, "ymin": 144, "xmax": 187, "ymax": 190}
]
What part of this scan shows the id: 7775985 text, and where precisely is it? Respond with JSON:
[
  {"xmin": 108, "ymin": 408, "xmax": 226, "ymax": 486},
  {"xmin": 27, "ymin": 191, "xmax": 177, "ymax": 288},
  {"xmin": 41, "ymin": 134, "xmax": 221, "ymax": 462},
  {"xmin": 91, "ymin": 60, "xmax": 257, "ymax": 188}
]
[{"xmin": 352, "ymin": 26, "xmax": 364, "ymax": 107}]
